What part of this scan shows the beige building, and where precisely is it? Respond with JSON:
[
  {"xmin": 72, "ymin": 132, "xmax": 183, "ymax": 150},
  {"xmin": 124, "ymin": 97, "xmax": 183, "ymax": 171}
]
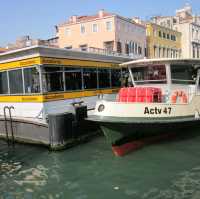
[
  {"xmin": 152, "ymin": 4, "xmax": 200, "ymax": 58},
  {"xmin": 56, "ymin": 10, "xmax": 146, "ymax": 58}
]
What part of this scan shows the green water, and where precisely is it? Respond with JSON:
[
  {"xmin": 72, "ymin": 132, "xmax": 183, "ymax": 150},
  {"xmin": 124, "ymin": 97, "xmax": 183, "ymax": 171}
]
[{"xmin": 1, "ymin": 131, "xmax": 200, "ymax": 199}]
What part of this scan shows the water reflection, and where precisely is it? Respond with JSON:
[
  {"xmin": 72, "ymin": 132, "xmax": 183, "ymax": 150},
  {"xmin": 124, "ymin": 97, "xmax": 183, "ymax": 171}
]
[
  {"xmin": 140, "ymin": 166, "xmax": 200, "ymax": 199},
  {"xmin": 1, "ymin": 134, "xmax": 200, "ymax": 199}
]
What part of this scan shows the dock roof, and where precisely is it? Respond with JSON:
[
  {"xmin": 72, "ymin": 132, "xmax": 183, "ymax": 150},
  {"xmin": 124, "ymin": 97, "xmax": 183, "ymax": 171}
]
[{"xmin": 0, "ymin": 45, "xmax": 132, "ymax": 65}]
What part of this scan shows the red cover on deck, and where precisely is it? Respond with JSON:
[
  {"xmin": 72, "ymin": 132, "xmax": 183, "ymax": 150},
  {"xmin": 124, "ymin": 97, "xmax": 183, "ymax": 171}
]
[{"xmin": 117, "ymin": 87, "xmax": 162, "ymax": 103}]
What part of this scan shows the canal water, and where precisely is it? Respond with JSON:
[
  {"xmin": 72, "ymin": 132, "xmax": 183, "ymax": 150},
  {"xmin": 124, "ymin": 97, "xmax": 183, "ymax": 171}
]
[{"xmin": 1, "ymin": 130, "xmax": 200, "ymax": 199}]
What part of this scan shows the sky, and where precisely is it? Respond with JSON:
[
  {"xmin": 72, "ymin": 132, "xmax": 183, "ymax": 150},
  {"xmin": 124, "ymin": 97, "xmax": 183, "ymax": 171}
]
[{"xmin": 0, "ymin": 0, "xmax": 200, "ymax": 47}]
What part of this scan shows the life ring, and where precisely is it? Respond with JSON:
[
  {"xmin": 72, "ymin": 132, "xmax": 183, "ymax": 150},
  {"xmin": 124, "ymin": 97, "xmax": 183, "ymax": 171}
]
[{"xmin": 171, "ymin": 90, "xmax": 188, "ymax": 104}]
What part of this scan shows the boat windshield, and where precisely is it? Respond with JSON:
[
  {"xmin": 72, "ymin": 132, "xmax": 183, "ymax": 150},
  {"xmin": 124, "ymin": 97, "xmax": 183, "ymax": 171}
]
[
  {"xmin": 130, "ymin": 64, "xmax": 167, "ymax": 85},
  {"xmin": 171, "ymin": 64, "xmax": 196, "ymax": 85}
]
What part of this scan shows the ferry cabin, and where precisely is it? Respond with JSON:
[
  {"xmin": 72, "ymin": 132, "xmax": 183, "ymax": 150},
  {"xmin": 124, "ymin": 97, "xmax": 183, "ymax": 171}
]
[
  {"xmin": 91, "ymin": 58, "xmax": 200, "ymax": 120},
  {"xmin": 121, "ymin": 58, "xmax": 200, "ymax": 104},
  {"xmin": 0, "ymin": 46, "xmax": 130, "ymax": 120}
]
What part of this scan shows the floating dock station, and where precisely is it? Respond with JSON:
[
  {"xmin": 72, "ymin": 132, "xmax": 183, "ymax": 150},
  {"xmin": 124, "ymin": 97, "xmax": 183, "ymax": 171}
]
[{"xmin": 0, "ymin": 45, "xmax": 131, "ymax": 149}]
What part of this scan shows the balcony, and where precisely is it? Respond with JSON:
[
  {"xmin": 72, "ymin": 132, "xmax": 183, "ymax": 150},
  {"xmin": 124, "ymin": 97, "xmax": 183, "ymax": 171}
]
[
  {"xmin": 192, "ymin": 38, "xmax": 200, "ymax": 44},
  {"xmin": 87, "ymin": 47, "xmax": 132, "ymax": 58}
]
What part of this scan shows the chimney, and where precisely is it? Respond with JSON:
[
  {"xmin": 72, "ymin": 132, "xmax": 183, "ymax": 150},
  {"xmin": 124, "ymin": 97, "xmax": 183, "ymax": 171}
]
[
  {"xmin": 70, "ymin": 15, "xmax": 77, "ymax": 23},
  {"xmin": 132, "ymin": 17, "xmax": 140, "ymax": 23},
  {"xmin": 55, "ymin": 25, "xmax": 58, "ymax": 33},
  {"xmin": 98, "ymin": 9, "xmax": 105, "ymax": 18}
]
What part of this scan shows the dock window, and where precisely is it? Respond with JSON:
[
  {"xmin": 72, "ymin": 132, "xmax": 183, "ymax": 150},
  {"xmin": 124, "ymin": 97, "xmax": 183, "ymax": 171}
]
[
  {"xmin": 171, "ymin": 64, "xmax": 196, "ymax": 84},
  {"xmin": 65, "ymin": 67, "xmax": 82, "ymax": 90},
  {"xmin": 0, "ymin": 71, "xmax": 8, "ymax": 94},
  {"xmin": 9, "ymin": 69, "xmax": 23, "ymax": 94},
  {"xmin": 111, "ymin": 69, "xmax": 121, "ymax": 87},
  {"xmin": 42, "ymin": 67, "xmax": 64, "ymax": 92},
  {"xmin": 83, "ymin": 68, "xmax": 97, "ymax": 89},
  {"xmin": 98, "ymin": 68, "xmax": 111, "ymax": 88},
  {"xmin": 24, "ymin": 67, "xmax": 40, "ymax": 93},
  {"xmin": 131, "ymin": 65, "xmax": 167, "ymax": 84}
]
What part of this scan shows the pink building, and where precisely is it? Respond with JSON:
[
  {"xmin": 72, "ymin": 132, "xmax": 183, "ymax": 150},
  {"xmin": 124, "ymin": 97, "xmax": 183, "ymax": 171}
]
[{"xmin": 56, "ymin": 10, "xmax": 146, "ymax": 58}]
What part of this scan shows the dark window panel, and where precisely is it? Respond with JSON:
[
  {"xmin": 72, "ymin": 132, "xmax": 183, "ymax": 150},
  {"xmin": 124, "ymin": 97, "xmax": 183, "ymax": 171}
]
[
  {"xmin": 24, "ymin": 67, "xmax": 40, "ymax": 93},
  {"xmin": 131, "ymin": 65, "xmax": 167, "ymax": 85},
  {"xmin": 171, "ymin": 64, "xmax": 196, "ymax": 85},
  {"xmin": 65, "ymin": 67, "xmax": 82, "ymax": 90},
  {"xmin": 0, "ymin": 71, "xmax": 8, "ymax": 94},
  {"xmin": 42, "ymin": 67, "xmax": 64, "ymax": 92},
  {"xmin": 9, "ymin": 69, "xmax": 23, "ymax": 94},
  {"xmin": 98, "ymin": 68, "xmax": 111, "ymax": 88},
  {"xmin": 83, "ymin": 68, "xmax": 97, "ymax": 89},
  {"xmin": 111, "ymin": 69, "xmax": 121, "ymax": 87}
]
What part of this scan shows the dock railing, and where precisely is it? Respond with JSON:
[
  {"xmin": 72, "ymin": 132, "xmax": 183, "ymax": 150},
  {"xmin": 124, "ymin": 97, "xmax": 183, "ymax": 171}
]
[{"xmin": 3, "ymin": 106, "xmax": 15, "ymax": 146}]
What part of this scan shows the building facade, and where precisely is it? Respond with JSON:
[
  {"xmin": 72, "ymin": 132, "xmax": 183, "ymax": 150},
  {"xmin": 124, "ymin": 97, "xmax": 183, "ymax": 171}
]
[
  {"xmin": 6, "ymin": 36, "xmax": 59, "ymax": 50},
  {"xmin": 152, "ymin": 4, "xmax": 200, "ymax": 58},
  {"xmin": 0, "ymin": 48, "xmax": 6, "ymax": 53},
  {"xmin": 56, "ymin": 10, "xmax": 146, "ymax": 58},
  {"xmin": 146, "ymin": 23, "xmax": 182, "ymax": 58}
]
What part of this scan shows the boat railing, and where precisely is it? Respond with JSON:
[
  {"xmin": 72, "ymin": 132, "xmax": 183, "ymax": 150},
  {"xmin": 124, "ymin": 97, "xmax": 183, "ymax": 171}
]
[
  {"xmin": 109, "ymin": 87, "xmax": 197, "ymax": 104},
  {"xmin": 187, "ymin": 88, "xmax": 195, "ymax": 103},
  {"xmin": 171, "ymin": 79, "xmax": 195, "ymax": 84},
  {"xmin": 87, "ymin": 47, "xmax": 132, "ymax": 58},
  {"xmin": 161, "ymin": 89, "xmax": 196, "ymax": 104}
]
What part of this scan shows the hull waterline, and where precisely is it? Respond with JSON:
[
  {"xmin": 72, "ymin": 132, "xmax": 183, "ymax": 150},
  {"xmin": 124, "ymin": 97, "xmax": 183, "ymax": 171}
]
[{"xmin": 87, "ymin": 115, "xmax": 200, "ymax": 145}]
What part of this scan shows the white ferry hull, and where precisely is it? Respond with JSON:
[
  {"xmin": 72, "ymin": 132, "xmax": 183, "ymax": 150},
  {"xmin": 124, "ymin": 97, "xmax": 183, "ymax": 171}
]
[
  {"xmin": 88, "ymin": 114, "xmax": 200, "ymax": 145},
  {"xmin": 88, "ymin": 95, "xmax": 200, "ymax": 145}
]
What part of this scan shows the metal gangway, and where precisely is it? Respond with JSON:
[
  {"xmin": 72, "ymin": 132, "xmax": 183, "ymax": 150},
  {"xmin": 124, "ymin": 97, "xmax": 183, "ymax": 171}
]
[{"xmin": 3, "ymin": 106, "xmax": 15, "ymax": 146}]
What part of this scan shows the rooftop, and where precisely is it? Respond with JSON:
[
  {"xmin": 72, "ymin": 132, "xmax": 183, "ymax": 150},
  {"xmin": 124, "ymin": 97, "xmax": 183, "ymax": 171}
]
[
  {"xmin": 58, "ymin": 9, "xmax": 146, "ymax": 29},
  {"xmin": 58, "ymin": 10, "xmax": 114, "ymax": 27}
]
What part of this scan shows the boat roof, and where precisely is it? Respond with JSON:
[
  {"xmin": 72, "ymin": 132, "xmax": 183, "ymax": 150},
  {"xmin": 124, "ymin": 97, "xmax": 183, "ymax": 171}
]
[{"xmin": 120, "ymin": 58, "xmax": 200, "ymax": 67}]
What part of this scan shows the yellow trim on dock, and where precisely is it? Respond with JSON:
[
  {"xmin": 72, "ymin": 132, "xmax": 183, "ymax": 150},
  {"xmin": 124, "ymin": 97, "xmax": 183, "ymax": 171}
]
[
  {"xmin": 0, "ymin": 57, "xmax": 119, "ymax": 71},
  {"xmin": 0, "ymin": 89, "xmax": 119, "ymax": 103},
  {"xmin": 41, "ymin": 57, "xmax": 118, "ymax": 68},
  {"xmin": 0, "ymin": 95, "xmax": 43, "ymax": 103},
  {"xmin": 0, "ymin": 57, "xmax": 41, "ymax": 71}
]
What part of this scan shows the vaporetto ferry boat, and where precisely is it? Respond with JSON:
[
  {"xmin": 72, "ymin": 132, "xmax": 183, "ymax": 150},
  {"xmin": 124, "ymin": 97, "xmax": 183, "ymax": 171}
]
[
  {"xmin": 0, "ymin": 45, "xmax": 130, "ymax": 148},
  {"xmin": 88, "ymin": 58, "xmax": 200, "ymax": 153}
]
